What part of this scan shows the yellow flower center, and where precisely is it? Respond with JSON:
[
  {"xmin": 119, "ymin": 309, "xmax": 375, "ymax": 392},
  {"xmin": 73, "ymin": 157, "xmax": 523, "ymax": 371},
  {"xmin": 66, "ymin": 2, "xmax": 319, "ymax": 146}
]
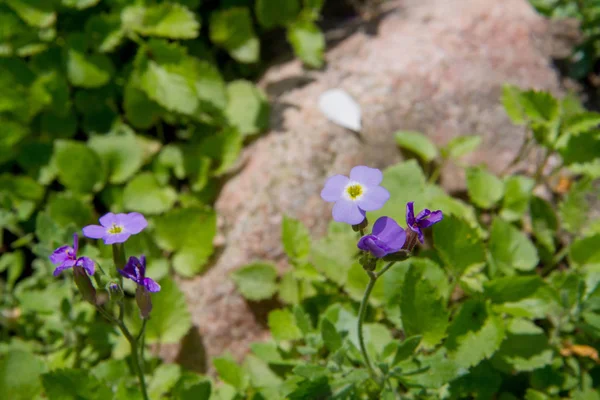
[
  {"xmin": 346, "ymin": 184, "xmax": 364, "ymax": 200},
  {"xmin": 108, "ymin": 224, "xmax": 124, "ymax": 234}
]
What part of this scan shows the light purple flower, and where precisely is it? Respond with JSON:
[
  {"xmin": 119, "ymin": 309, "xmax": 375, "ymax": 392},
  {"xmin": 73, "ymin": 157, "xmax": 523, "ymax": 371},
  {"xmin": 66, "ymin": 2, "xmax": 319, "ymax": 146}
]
[
  {"xmin": 358, "ymin": 217, "xmax": 406, "ymax": 258},
  {"xmin": 406, "ymin": 202, "xmax": 443, "ymax": 243},
  {"xmin": 118, "ymin": 256, "xmax": 161, "ymax": 293},
  {"xmin": 49, "ymin": 234, "xmax": 95, "ymax": 277},
  {"xmin": 320, "ymin": 166, "xmax": 390, "ymax": 225},
  {"xmin": 82, "ymin": 212, "xmax": 147, "ymax": 245}
]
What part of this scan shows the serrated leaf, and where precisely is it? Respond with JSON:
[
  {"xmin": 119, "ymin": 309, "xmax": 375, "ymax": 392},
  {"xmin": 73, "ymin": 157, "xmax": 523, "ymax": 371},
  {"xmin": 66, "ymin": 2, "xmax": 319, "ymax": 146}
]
[
  {"xmin": 282, "ymin": 216, "xmax": 311, "ymax": 261},
  {"xmin": 559, "ymin": 129, "xmax": 600, "ymax": 166},
  {"xmin": 287, "ymin": 20, "xmax": 324, "ymax": 68},
  {"xmin": 42, "ymin": 368, "xmax": 112, "ymax": 400},
  {"xmin": 563, "ymin": 112, "xmax": 600, "ymax": 134},
  {"xmin": 53, "ymin": 140, "xmax": 105, "ymax": 193},
  {"xmin": 311, "ymin": 221, "xmax": 357, "ymax": 286},
  {"xmin": 210, "ymin": 8, "xmax": 259, "ymax": 63},
  {"xmin": 255, "ymin": 0, "xmax": 300, "ymax": 28},
  {"xmin": 530, "ymin": 196, "xmax": 557, "ymax": 254},
  {"xmin": 243, "ymin": 354, "xmax": 283, "ymax": 388},
  {"xmin": 443, "ymin": 135, "xmax": 482, "ymax": 159},
  {"xmin": 394, "ymin": 131, "xmax": 438, "ymax": 162},
  {"xmin": 500, "ymin": 175, "xmax": 535, "ymax": 221},
  {"xmin": 0, "ymin": 350, "xmax": 45, "ymax": 400},
  {"xmin": 392, "ymin": 335, "xmax": 422, "ymax": 365},
  {"xmin": 433, "ymin": 215, "xmax": 485, "ymax": 278},
  {"xmin": 214, "ymin": 355, "xmax": 248, "ymax": 391},
  {"xmin": 488, "ymin": 218, "xmax": 539, "ymax": 274},
  {"xmin": 400, "ymin": 263, "xmax": 449, "ymax": 348},
  {"xmin": 491, "ymin": 319, "xmax": 553, "ymax": 372},
  {"xmin": 519, "ymin": 90, "xmax": 560, "ymax": 123},
  {"xmin": 559, "ymin": 178, "xmax": 592, "ymax": 234},
  {"xmin": 321, "ymin": 319, "xmax": 342, "ymax": 352},
  {"xmin": 484, "ymin": 275, "xmax": 545, "ymax": 303},
  {"xmin": 140, "ymin": 60, "xmax": 198, "ymax": 115},
  {"xmin": 125, "ymin": 3, "xmax": 200, "ymax": 39},
  {"xmin": 445, "ymin": 299, "xmax": 505, "ymax": 368},
  {"xmin": 123, "ymin": 172, "xmax": 177, "ymax": 214},
  {"xmin": 570, "ymin": 234, "xmax": 600, "ymax": 268},
  {"xmin": 502, "ymin": 84, "xmax": 527, "ymax": 125},
  {"xmin": 231, "ymin": 262, "xmax": 278, "ymax": 301},
  {"xmin": 400, "ymin": 348, "xmax": 467, "ymax": 388},
  {"xmin": 466, "ymin": 167, "xmax": 504, "ymax": 209},
  {"xmin": 148, "ymin": 364, "xmax": 182, "ymax": 400},
  {"xmin": 88, "ymin": 126, "xmax": 144, "ymax": 184},
  {"xmin": 268, "ymin": 308, "xmax": 302, "ymax": 341},
  {"xmin": 225, "ymin": 80, "xmax": 269, "ymax": 136},
  {"xmin": 143, "ymin": 278, "xmax": 192, "ymax": 344}
]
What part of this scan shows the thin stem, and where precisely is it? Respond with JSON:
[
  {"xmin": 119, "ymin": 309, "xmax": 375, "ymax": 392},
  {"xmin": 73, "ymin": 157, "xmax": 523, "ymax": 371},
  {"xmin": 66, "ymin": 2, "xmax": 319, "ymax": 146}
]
[
  {"xmin": 117, "ymin": 320, "xmax": 149, "ymax": 400},
  {"xmin": 357, "ymin": 271, "xmax": 381, "ymax": 386},
  {"xmin": 376, "ymin": 261, "xmax": 397, "ymax": 279},
  {"xmin": 534, "ymin": 149, "xmax": 552, "ymax": 184},
  {"xmin": 502, "ymin": 130, "xmax": 531, "ymax": 175}
]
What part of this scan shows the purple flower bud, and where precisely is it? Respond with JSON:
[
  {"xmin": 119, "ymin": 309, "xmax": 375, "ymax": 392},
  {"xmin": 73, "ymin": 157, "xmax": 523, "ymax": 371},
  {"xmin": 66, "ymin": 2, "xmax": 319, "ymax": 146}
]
[
  {"xmin": 405, "ymin": 202, "xmax": 443, "ymax": 244},
  {"xmin": 357, "ymin": 217, "xmax": 406, "ymax": 258}
]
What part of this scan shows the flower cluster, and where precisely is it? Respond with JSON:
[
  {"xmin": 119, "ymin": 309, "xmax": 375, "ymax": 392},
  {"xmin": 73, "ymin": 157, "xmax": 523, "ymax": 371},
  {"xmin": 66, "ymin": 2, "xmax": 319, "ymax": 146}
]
[
  {"xmin": 321, "ymin": 166, "xmax": 443, "ymax": 260},
  {"xmin": 48, "ymin": 212, "xmax": 160, "ymax": 318}
]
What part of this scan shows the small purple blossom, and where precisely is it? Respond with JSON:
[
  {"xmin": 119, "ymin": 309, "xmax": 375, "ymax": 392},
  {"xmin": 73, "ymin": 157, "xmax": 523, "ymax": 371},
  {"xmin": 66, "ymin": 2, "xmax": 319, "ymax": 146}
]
[
  {"xmin": 82, "ymin": 212, "xmax": 148, "ymax": 245},
  {"xmin": 49, "ymin": 234, "xmax": 95, "ymax": 277},
  {"xmin": 406, "ymin": 202, "xmax": 443, "ymax": 243},
  {"xmin": 358, "ymin": 217, "xmax": 406, "ymax": 258},
  {"xmin": 320, "ymin": 166, "xmax": 390, "ymax": 225},
  {"xmin": 118, "ymin": 256, "xmax": 161, "ymax": 293}
]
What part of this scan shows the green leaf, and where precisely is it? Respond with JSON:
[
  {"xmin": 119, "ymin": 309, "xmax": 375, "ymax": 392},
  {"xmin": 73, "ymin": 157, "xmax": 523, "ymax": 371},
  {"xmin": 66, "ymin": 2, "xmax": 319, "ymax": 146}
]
[
  {"xmin": 392, "ymin": 335, "xmax": 422, "ymax": 365},
  {"xmin": 345, "ymin": 261, "xmax": 385, "ymax": 305},
  {"xmin": 443, "ymin": 135, "xmax": 482, "ymax": 159},
  {"xmin": 563, "ymin": 112, "xmax": 600, "ymax": 135},
  {"xmin": 175, "ymin": 379, "xmax": 211, "ymax": 400},
  {"xmin": 123, "ymin": 81, "xmax": 162, "ymax": 129},
  {"xmin": 124, "ymin": 3, "xmax": 200, "ymax": 39},
  {"xmin": 154, "ymin": 206, "xmax": 217, "ymax": 277},
  {"xmin": 311, "ymin": 222, "xmax": 357, "ymax": 286},
  {"xmin": 46, "ymin": 192, "xmax": 93, "ymax": 227},
  {"xmin": 491, "ymin": 319, "xmax": 553, "ymax": 372},
  {"xmin": 66, "ymin": 50, "xmax": 114, "ymax": 88},
  {"xmin": 282, "ymin": 216, "xmax": 311, "ymax": 261},
  {"xmin": 559, "ymin": 178, "xmax": 592, "ymax": 234},
  {"xmin": 433, "ymin": 215, "xmax": 485, "ymax": 278},
  {"xmin": 213, "ymin": 355, "xmax": 248, "ymax": 392},
  {"xmin": 0, "ymin": 350, "xmax": 45, "ymax": 400},
  {"xmin": 570, "ymin": 234, "xmax": 600, "ymax": 267},
  {"xmin": 88, "ymin": 126, "xmax": 145, "ymax": 184},
  {"xmin": 530, "ymin": 196, "xmax": 557, "ymax": 254},
  {"xmin": 287, "ymin": 20, "xmax": 324, "ymax": 68},
  {"xmin": 42, "ymin": 368, "xmax": 112, "ymax": 400},
  {"xmin": 394, "ymin": 131, "xmax": 438, "ymax": 162},
  {"xmin": 231, "ymin": 262, "xmax": 278, "ymax": 301},
  {"xmin": 225, "ymin": 80, "xmax": 269, "ymax": 136},
  {"xmin": 502, "ymin": 84, "xmax": 527, "ymax": 125},
  {"xmin": 62, "ymin": 0, "xmax": 100, "ymax": 9},
  {"xmin": 488, "ymin": 218, "xmax": 539, "ymax": 274},
  {"xmin": 466, "ymin": 167, "xmax": 504, "ymax": 209},
  {"xmin": 321, "ymin": 319, "xmax": 342, "ymax": 352},
  {"xmin": 400, "ymin": 348, "xmax": 467, "ymax": 388},
  {"xmin": 484, "ymin": 275, "xmax": 546, "ymax": 304},
  {"xmin": 144, "ymin": 278, "xmax": 192, "ymax": 344},
  {"xmin": 268, "ymin": 308, "xmax": 303, "ymax": 341},
  {"xmin": 122, "ymin": 172, "xmax": 177, "ymax": 215},
  {"xmin": 445, "ymin": 299, "xmax": 505, "ymax": 368},
  {"xmin": 519, "ymin": 90, "xmax": 560, "ymax": 123},
  {"xmin": 255, "ymin": 0, "xmax": 300, "ymax": 28},
  {"xmin": 0, "ymin": 120, "xmax": 28, "ymax": 165},
  {"xmin": 140, "ymin": 60, "xmax": 198, "ymax": 115},
  {"xmin": 500, "ymin": 175, "xmax": 535, "ymax": 221},
  {"xmin": 6, "ymin": 0, "xmax": 55, "ymax": 28},
  {"xmin": 210, "ymin": 8, "xmax": 259, "ymax": 63},
  {"xmin": 53, "ymin": 140, "xmax": 105, "ymax": 193},
  {"xmin": 148, "ymin": 364, "xmax": 182, "ymax": 400},
  {"xmin": 400, "ymin": 263, "xmax": 449, "ymax": 348},
  {"xmin": 243, "ymin": 354, "xmax": 283, "ymax": 388}
]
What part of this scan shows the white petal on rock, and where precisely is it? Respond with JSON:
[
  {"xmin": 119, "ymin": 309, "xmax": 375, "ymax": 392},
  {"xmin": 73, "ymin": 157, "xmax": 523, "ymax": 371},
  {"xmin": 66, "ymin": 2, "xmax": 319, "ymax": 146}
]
[{"xmin": 318, "ymin": 88, "xmax": 362, "ymax": 132}]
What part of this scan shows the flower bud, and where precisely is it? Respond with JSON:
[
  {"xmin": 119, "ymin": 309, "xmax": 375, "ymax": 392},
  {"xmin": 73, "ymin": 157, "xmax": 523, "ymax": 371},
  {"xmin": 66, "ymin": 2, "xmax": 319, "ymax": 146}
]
[
  {"xmin": 382, "ymin": 250, "xmax": 411, "ymax": 262},
  {"xmin": 73, "ymin": 266, "xmax": 97, "ymax": 305},
  {"xmin": 352, "ymin": 217, "xmax": 369, "ymax": 233},
  {"xmin": 107, "ymin": 282, "xmax": 124, "ymax": 303},
  {"xmin": 136, "ymin": 286, "xmax": 153, "ymax": 319},
  {"xmin": 359, "ymin": 252, "xmax": 377, "ymax": 271}
]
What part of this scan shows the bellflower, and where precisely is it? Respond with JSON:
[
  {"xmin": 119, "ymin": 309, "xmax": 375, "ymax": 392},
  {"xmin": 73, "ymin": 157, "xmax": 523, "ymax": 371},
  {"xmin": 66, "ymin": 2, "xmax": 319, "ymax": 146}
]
[
  {"xmin": 358, "ymin": 217, "xmax": 406, "ymax": 258},
  {"xmin": 83, "ymin": 212, "xmax": 148, "ymax": 245},
  {"xmin": 406, "ymin": 201, "xmax": 443, "ymax": 243},
  {"xmin": 49, "ymin": 233, "xmax": 95, "ymax": 277},
  {"xmin": 118, "ymin": 256, "xmax": 161, "ymax": 293},
  {"xmin": 321, "ymin": 166, "xmax": 390, "ymax": 225}
]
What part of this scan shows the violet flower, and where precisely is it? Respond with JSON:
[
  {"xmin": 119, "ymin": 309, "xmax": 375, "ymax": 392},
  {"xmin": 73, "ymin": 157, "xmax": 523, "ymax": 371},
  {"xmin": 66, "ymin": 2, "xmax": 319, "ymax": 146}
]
[
  {"xmin": 49, "ymin": 234, "xmax": 95, "ymax": 277},
  {"xmin": 321, "ymin": 166, "xmax": 390, "ymax": 225},
  {"xmin": 406, "ymin": 201, "xmax": 443, "ymax": 243},
  {"xmin": 118, "ymin": 256, "xmax": 161, "ymax": 293},
  {"xmin": 83, "ymin": 212, "xmax": 148, "ymax": 245},
  {"xmin": 358, "ymin": 217, "xmax": 406, "ymax": 258}
]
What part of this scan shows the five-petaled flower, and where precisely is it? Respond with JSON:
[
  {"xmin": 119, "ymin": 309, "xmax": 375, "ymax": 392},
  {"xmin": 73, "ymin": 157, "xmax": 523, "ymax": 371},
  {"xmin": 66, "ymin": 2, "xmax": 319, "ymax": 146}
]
[
  {"xmin": 49, "ymin": 234, "xmax": 95, "ymax": 277},
  {"xmin": 83, "ymin": 212, "xmax": 148, "ymax": 245},
  {"xmin": 118, "ymin": 256, "xmax": 161, "ymax": 293},
  {"xmin": 357, "ymin": 217, "xmax": 406, "ymax": 258},
  {"xmin": 406, "ymin": 201, "xmax": 443, "ymax": 243},
  {"xmin": 320, "ymin": 166, "xmax": 390, "ymax": 225}
]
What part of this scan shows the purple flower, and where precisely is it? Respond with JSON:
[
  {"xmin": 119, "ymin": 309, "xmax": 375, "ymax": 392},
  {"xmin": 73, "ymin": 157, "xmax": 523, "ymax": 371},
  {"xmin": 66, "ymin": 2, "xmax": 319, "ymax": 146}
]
[
  {"xmin": 82, "ymin": 212, "xmax": 147, "ymax": 245},
  {"xmin": 49, "ymin": 234, "xmax": 95, "ymax": 277},
  {"xmin": 358, "ymin": 217, "xmax": 406, "ymax": 258},
  {"xmin": 118, "ymin": 256, "xmax": 161, "ymax": 293},
  {"xmin": 406, "ymin": 202, "xmax": 443, "ymax": 243},
  {"xmin": 320, "ymin": 166, "xmax": 390, "ymax": 225}
]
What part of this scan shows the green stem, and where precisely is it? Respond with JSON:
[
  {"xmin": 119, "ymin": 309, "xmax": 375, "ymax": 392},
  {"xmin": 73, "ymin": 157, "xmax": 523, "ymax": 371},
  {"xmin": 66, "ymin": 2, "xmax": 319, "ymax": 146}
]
[
  {"xmin": 117, "ymin": 320, "xmax": 149, "ymax": 400},
  {"xmin": 376, "ymin": 261, "xmax": 398, "ymax": 279},
  {"xmin": 357, "ymin": 271, "xmax": 381, "ymax": 386}
]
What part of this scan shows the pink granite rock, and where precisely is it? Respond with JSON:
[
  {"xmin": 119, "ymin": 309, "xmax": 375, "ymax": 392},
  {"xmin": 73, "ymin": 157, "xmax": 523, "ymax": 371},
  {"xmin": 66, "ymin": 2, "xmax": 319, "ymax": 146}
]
[{"xmin": 168, "ymin": 0, "xmax": 576, "ymax": 371}]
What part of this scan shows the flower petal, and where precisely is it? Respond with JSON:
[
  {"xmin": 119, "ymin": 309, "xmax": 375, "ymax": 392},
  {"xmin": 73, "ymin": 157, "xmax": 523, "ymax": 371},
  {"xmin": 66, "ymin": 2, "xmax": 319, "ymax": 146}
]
[
  {"xmin": 406, "ymin": 202, "xmax": 416, "ymax": 227},
  {"xmin": 123, "ymin": 212, "xmax": 148, "ymax": 234},
  {"xmin": 99, "ymin": 212, "xmax": 118, "ymax": 227},
  {"xmin": 53, "ymin": 259, "xmax": 76, "ymax": 276},
  {"xmin": 143, "ymin": 278, "xmax": 161, "ymax": 293},
  {"xmin": 332, "ymin": 199, "xmax": 365, "ymax": 225},
  {"xmin": 357, "ymin": 235, "xmax": 389, "ymax": 258},
  {"xmin": 355, "ymin": 186, "xmax": 390, "ymax": 211},
  {"xmin": 118, "ymin": 267, "xmax": 137, "ymax": 282},
  {"xmin": 371, "ymin": 217, "xmax": 406, "ymax": 251},
  {"xmin": 320, "ymin": 175, "xmax": 349, "ymax": 202},
  {"xmin": 76, "ymin": 257, "xmax": 95, "ymax": 276},
  {"xmin": 72, "ymin": 233, "xmax": 79, "ymax": 254},
  {"xmin": 82, "ymin": 225, "xmax": 107, "ymax": 239},
  {"xmin": 419, "ymin": 210, "xmax": 443, "ymax": 228},
  {"xmin": 349, "ymin": 166, "xmax": 383, "ymax": 186},
  {"xmin": 416, "ymin": 208, "xmax": 431, "ymax": 221},
  {"xmin": 104, "ymin": 232, "xmax": 132, "ymax": 245},
  {"xmin": 49, "ymin": 245, "xmax": 73, "ymax": 265}
]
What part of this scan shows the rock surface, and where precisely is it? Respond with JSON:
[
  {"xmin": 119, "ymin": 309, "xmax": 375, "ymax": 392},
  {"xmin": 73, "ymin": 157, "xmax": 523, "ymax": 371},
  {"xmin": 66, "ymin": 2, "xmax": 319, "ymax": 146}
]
[{"xmin": 166, "ymin": 0, "xmax": 576, "ymax": 371}]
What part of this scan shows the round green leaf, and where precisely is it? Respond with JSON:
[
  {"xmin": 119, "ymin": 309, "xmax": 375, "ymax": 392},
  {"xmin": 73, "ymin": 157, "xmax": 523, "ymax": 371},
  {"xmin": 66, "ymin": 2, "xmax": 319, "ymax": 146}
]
[
  {"xmin": 144, "ymin": 278, "xmax": 192, "ymax": 344},
  {"xmin": 46, "ymin": 192, "xmax": 94, "ymax": 227},
  {"xmin": 225, "ymin": 80, "xmax": 269, "ymax": 136},
  {"xmin": 53, "ymin": 140, "xmax": 105, "ymax": 193},
  {"xmin": 231, "ymin": 262, "xmax": 278, "ymax": 301},
  {"xmin": 287, "ymin": 20, "xmax": 324, "ymax": 68},
  {"xmin": 466, "ymin": 167, "xmax": 504, "ymax": 209},
  {"xmin": 88, "ymin": 126, "xmax": 145, "ymax": 184},
  {"xmin": 488, "ymin": 218, "xmax": 539, "ymax": 274},
  {"xmin": 255, "ymin": 0, "xmax": 300, "ymax": 28},
  {"xmin": 122, "ymin": 172, "xmax": 177, "ymax": 214},
  {"xmin": 209, "ymin": 8, "xmax": 259, "ymax": 63},
  {"xmin": 0, "ymin": 350, "xmax": 45, "ymax": 400},
  {"xmin": 395, "ymin": 131, "xmax": 438, "ymax": 162},
  {"xmin": 67, "ymin": 49, "xmax": 114, "ymax": 88}
]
